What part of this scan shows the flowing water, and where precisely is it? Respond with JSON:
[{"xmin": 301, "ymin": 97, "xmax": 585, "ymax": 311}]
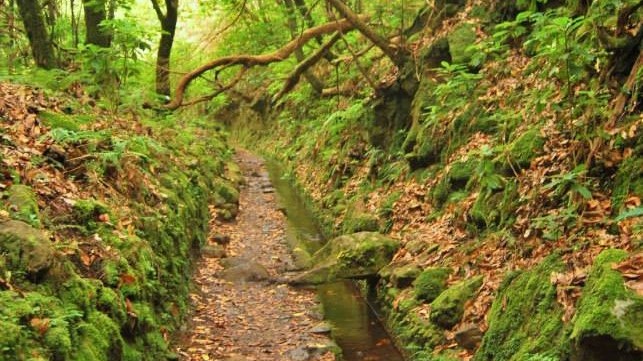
[{"xmin": 265, "ymin": 160, "xmax": 405, "ymax": 361}]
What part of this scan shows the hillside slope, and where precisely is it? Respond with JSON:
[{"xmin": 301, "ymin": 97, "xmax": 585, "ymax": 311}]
[
  {"xmin": 230, "ymin": 1, "xmax": 642, "ymax": 360},
  {"xmin": 0, "ymin": 81, "xmax": 238, "ymax": 360}
]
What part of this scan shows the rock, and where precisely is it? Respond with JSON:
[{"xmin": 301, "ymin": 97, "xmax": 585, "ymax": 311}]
[
  {"xmin": 389, "ymin": 263, "xmax": 422, "ymax": 289},
  {"xmin": 286, "ymin": 346, "xmax": 310, "ymax": 361},
  {"xmin": 290, "ymin": 232, "xmax": 399, "ymax": 284},
  {"xmin": 455, "ymin": 324, "xmax": 483, "ymax": 350},
  {"xmin": 201, "ymin": 244, "xmax": 226, "ymax": 258},
  {"xmin": 0, "ymin": 219, "xmax": 53, "ymax": 276},
  {"xmin": 6, "ymin": 185, "xmax": 40, "ymax": 227},
  {"xmin": 220, "ymin": 256, "xmax": 248, "ymax": 269},
  {"xmin": 220, "ymin": 261, "xmax": 270, "ymax": 283},
  {"xmin": 309, "ymin": 321, "xmax": 333, "ymax": 334},
  {"xmin": 430, "ymin": 275, "xmax": 483, "ymax": 329},
  {"xmin": 413, "ymin": 268, "xmax": 451, "ymax": 302},
  {"xmin": 213, "ymin": 233, "xmax": 231, "ymax": 245}
]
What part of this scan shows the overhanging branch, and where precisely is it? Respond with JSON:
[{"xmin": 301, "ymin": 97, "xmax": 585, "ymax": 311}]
[{"xmin": 165, "ymin": 17, "xmax": 365, "ymax": 109}]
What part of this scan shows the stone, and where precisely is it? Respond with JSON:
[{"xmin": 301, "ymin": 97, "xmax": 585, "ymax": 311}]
[
  {"xmin": 454, "ymin": 324, "xmax": 483, "ymax": 350},
  {"xmin": 389, "ymin": 263, "xmax": 422, "ymax": 289},
  {"xmin": 220, "ymin": 261, "xmax": 270, "ymax": 283},
  {"xmin": 309, "ymin": 321, "xmax": 333, "ymax": 334},
  {"xmin": 430, "ymin": 275, "xmax": 483, "ymax": 329},
  {"xmin": 290, "ymin": 232, "xmax": 400, "ymax": 284},
  {"xmin": 201, "ymin": 244, "xmax": 226, "ymax": 258},
  {"xmin": 213, "ymin": 233, "xmax": 231, "ymax": 245},
  {"xmin": 286, "ymin": 346, "xmax": 309, "ymax": 361},
  {"xmin": 0, "ymin": 219, "xmax": 53, "ymax": 276},
  {"xmin": 6, "ymin": 185, "xmax": 40, "ymax": 227}
]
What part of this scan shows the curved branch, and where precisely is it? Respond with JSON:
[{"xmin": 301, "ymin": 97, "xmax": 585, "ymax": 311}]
[
  {"xmin": 178, "ymin": 67, "xmax": 248, "ymax": 108},
  {"xmin": 272, "ymin": 32, "xmax": 342, "ymax": 103},
  {"xmin": 166, "ymin": 17, "xmax": 364, "ymax": 109}
]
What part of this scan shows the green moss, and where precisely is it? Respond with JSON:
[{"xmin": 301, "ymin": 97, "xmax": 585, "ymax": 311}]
[
  {"xmin": 58, "ymin": 276, "xmax": 99, "ymax": 312},
  {"xmin": 341, "ymin": 212, "xmax": 379, "ymax": 233},
  {"xmin": 414, "ymin": 268, "xmax": 451, "ymax": 302},
  {"xmin": 430, "ymin": 275, "xmax": 483, "ymax": 328},
  {"xmin": 213, "ymin": 179, "xmax": 239, "ymax": 204},
  {"xmin": 612, "ymin": 156, "xmax": 643, "ymax": 214},
  {"xmin": 570, "ymin": 249, "xmax": 643, "ymax": 360},
  {"xmin": 470, "ymin": 180, "xmax": 519, "ymax": 230},
  {"xmin": 73, "ymin": 311, "xmax": 123, "ymax": 361},
  {"xmin": 5, "ymin": 184, "xmax": 41, "ymax": 227},
  {"xmin": 72, "ymin": 199, "xmax": 111, "ymax": 233},
  {"xmin": 475, "ymin": 256, "xmax": 566, "ymax": 361},
  {"xmin": 504, "ymin": 127, "xmax": 545, "ymax": 170},
  {"xmin": 44, "ymin": 325, "xmax": 73, "ymax": 359},
  {"xmin": 448, "ymin": 23, "xmax": 478, "ymax": 65}
]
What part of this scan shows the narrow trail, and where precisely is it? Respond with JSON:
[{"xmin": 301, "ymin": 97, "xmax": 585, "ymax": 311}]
[{"xmin": 175, "ymin": 150, "xmax": 336, "ymax": 361}]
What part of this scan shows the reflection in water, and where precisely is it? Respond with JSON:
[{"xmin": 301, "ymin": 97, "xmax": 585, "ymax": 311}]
[{"xmin": 265, "ymin": 159, "xmax": 405, "ymax": 361}]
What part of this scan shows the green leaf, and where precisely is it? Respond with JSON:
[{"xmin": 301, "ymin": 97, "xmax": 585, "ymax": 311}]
[{"xmin": 615, "ymin": 207, "xmax": 643, "ymax": 221}]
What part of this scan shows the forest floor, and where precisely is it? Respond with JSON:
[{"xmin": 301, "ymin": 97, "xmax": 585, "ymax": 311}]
[{"xmin": 174, "ymin": 150, "xmax": 336, "ymax": 361}]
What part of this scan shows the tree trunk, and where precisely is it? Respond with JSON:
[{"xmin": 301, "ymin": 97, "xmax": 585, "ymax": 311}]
[
  {"xmin": 82, "ymin": 0, "xmax": 110, "ymax": 47},
  {"xmin": 153, "ymin": 0, "xmax": 178, "ymax": 97},
  {"xmin": 16, "ymin": 0, "xmax": 56, "ymax": 68}
]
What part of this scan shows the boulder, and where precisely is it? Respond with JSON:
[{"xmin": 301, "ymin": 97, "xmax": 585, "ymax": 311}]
[
  {"xmin": 6, "ymin": 185, "xmax": 40, "ymax": 227},
  {"xmin": 430, "ymin": 275, "xmax": 483, "ymax": 329},
  {"xmin": 290, "ymin": 232, "xmax": 399, "ymax": 284},
  {"xmin": 0, "ymin": 220, "xmax": 53, "ymax": 276}
]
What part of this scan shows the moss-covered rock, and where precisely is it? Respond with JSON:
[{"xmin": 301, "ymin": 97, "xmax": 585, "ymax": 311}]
[
  {"xmin": 414, "ymin": 267, "xmax": 451, "ymax": 302},
  {"xmin": 570, "ymin": 249, "xmax": 643, "ymax": 361},
  {"xmin": 448, "ymin": 23, "xmax": 478, "ymax": 65},
  {"xmin": 6, "ymin": 184, "xmax": 40, "ymax": 227},
  {"xmin": 291, "ymin": 232, "xmax": 400, "ymax": 284},
  {"xmin": 380, "ymin": 263, "xmax": 422, "ymax": 289},
  {"xmin": 475, "ymin": 257, "xmax": 566, "ymax": 361},
  {"xmin": 72, "ymin": 198, "xmax": 111, "ymax": 233},
  {"xmin": 470, "ymin": 180, "xmax": 519, "ymax": 230},
  {"xmin": 0, "ymin": 219, "xmax": 53, "ymax": 277},
  {"xmin": 430, "ymin": 275, "xmax": 483, "ymax": 329},
  {"xmin": 341, "ymin": 212, "xmax": 379, "ymax": 233},
  {"xmin": 504, "ymin": 127, "xmax": 545, "ymax": 170}
]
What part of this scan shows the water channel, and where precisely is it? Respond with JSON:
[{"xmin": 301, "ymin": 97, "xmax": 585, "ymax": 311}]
[{"xmin": 264, "ymin": 160, "xmax": 405, "ymax": 361}]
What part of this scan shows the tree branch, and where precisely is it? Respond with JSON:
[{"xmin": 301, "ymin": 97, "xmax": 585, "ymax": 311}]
[
  {"xmin": 166, "ymin": 17, "xmax": 365, "ymax": 109},
  {"xmin": 272, "ymin": 32, "xmax": 342, "ymax": 103},
  {"xmin": 149, "ymin": 0, "xmax": 165, "ymax": 21},
  {"xmin": 325, "ymin": 0, "xmax": 403, "ymax": 65},
  {"xmin": 177, "ymin": 67, "xmax": 248, "ymax": 108}
]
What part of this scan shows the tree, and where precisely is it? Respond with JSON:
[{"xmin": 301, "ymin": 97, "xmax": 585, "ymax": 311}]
[
  {"xmin": 16, "ymin": 0, "xmax": 57, "ymax": 68},
  {"xmin": 83, "ymin": 0, "xmax": 111, "ymax": 47},
  {"xmin": 165, "ymin": 17, "xmax": 363, "ymax": 109},
  {"xmin": 151, "ymin": 0, "xmax": 178, "ymax": 97}
]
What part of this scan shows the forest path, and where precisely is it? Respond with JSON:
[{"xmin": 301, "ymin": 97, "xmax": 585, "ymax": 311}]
[{"xmin": 174, "ymin": 149, "xmax": 335, "ymax": 361}]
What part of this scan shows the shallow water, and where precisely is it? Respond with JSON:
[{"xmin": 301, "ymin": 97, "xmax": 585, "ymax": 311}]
[{"xmin": 265, "ymin": 159, "xmax": 405, "ymax": 361}]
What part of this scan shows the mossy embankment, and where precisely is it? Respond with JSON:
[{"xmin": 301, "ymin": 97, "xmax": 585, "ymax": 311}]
[
  {"xmin": 0, "ymin": 82, "xmax": 238, "ymax": 360},
  {"xmin": 228, "ymin": 0, "xmax": 642, "ymax": 359}
]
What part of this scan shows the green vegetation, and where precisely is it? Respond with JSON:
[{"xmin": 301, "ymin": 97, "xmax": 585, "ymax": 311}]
[{"xmin": 1, "ymin": 0, "xmax": 642, "ymax": 360}]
